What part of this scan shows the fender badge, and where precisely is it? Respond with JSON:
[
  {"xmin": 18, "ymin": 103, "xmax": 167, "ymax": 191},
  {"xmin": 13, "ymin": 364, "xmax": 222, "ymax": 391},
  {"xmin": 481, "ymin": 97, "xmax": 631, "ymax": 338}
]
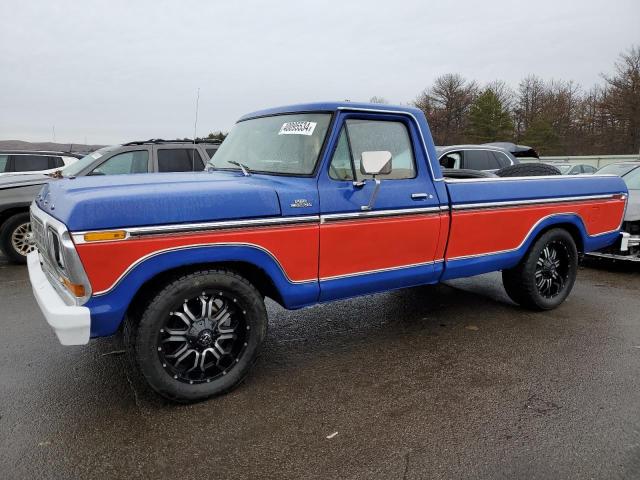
[{"xmin": 290, "ymin": 199, "xmax": 312, "ymax": 208}]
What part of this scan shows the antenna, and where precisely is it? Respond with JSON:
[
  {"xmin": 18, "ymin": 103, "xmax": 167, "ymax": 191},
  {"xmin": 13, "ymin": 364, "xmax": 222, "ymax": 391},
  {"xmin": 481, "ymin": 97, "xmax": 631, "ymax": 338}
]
[
  {"xmin": 193, "ymin": 87, "xmax": 200, "ymax": 143},
  {"xmin": 52, "ymin": 125, "xmax": 56, "ymax": 143}
]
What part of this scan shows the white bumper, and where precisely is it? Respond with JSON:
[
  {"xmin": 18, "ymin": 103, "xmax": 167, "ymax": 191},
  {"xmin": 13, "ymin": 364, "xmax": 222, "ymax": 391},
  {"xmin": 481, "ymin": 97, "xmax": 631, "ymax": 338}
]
[{"xmin": 27, "ymin": 251, "xmax": 91, "ymax": 345}]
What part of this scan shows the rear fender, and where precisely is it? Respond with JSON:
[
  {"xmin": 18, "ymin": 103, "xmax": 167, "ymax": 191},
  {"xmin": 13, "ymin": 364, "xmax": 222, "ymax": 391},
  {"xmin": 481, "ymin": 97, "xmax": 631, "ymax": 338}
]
[{"xmin": 441, "ymin": 213, "xmax": 612, "ymax": 280}]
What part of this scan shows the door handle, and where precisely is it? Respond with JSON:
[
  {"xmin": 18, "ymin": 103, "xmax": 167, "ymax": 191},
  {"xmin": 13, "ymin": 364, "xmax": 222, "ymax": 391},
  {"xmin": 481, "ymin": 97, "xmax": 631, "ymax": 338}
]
[{"xmin": 411, "ymin": 193, "xmax": 431, "ymax": 200}]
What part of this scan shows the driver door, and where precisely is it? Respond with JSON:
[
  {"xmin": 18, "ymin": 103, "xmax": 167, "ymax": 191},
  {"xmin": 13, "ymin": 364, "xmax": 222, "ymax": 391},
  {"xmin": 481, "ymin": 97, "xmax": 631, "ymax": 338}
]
[{"xmin": 317, "ymin": 113, "xmax": 443, "ymax": 301}]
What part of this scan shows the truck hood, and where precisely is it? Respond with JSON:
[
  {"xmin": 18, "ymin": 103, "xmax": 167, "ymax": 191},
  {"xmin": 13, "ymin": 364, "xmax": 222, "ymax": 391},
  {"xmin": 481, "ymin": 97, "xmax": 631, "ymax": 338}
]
[
  {"xmin": 37, "ymin": 171, "xmax": 293, "ymax": 231},
  {"xmin": 625, "ymin": 190, "xmax": 640, "ymax": 222},
  {"xmin": 0, "ymin": 173, "xmax": 52, "ymax": 190}
]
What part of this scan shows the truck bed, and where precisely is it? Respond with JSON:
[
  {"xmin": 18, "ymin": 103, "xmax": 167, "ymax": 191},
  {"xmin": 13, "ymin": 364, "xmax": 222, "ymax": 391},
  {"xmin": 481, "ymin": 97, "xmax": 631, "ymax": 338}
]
[{"xmin": 441, "ymin": 174, "xmax": 627, "ymax": 279}]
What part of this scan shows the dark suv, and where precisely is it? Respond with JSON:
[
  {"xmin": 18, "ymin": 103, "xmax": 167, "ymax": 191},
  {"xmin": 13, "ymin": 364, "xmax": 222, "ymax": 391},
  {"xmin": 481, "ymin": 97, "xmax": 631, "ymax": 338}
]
[{"xmin": 0, "ymin": 140, "xmax": 220, "ymax": 263}]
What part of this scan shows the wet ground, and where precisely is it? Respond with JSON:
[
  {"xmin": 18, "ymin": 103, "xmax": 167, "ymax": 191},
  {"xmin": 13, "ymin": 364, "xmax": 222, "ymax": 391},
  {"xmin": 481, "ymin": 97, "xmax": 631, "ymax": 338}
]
[{"xmin": 0, "ymin": 255, "xmax": 639, "ymax": 479}]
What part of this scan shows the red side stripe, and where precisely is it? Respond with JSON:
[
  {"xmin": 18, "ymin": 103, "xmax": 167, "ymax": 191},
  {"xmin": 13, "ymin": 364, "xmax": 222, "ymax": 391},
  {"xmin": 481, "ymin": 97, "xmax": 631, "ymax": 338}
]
[
  {"xmin": 445, "ymin": 199, "xmax": 625, "ymax": 259},
  {"xmin": 76, "ymin": 224, "xmax": 319, "ymax": 293}
]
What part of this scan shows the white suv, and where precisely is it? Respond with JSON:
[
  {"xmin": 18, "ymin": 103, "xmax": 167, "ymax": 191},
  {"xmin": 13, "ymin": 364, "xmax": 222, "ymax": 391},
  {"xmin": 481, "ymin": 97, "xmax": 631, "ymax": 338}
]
[{"xmin": 0, "ymin": 151, "xmax": 81, "ymax": 176}]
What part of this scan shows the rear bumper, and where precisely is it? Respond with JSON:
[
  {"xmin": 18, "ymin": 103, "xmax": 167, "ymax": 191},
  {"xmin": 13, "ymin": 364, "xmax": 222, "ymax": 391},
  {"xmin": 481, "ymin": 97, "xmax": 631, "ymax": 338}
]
[
  {"xmin": 587, "ymin": 232, "xmax": 640, "ymax": 262},
  {"xmin": 27, "ymin": 251, "xmax": 91, "ymax": 345}
]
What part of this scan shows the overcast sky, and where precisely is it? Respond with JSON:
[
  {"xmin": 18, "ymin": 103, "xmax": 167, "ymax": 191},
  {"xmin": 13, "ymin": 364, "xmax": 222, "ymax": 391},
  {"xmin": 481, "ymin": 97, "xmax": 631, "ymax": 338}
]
[{"xmin": 0, "ymin": 0, "xmax": 638, "ymax": 145}]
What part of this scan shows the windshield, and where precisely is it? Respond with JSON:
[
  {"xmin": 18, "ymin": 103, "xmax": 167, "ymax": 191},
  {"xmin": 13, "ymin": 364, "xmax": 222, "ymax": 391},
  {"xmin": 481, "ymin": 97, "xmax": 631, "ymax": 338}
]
[
  {"xmin": 61, "ymin": 145, "xmax": 119, "ymax": 177},
  {"xmin": 597, "ymin": 163, "xmax": 639, "ymax": 177},
  {"xmin": 208, "ymin": 113, "xmax": 332, "ymax": 175},
  {"xmin": 556, "ymin": 165, "xmax": 573, "ymax": 174}
]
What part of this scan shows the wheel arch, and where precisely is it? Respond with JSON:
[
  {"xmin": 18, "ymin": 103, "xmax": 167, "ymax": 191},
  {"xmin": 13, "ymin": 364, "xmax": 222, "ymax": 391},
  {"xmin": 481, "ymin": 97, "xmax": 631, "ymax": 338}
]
[
  {"xmin": 0, "ymin": 206, "xmax": 30, "ymax": 230},
  {"xmin": 532, "ymin": 220, "xmax": 585, "ymax": 253},
  {"xmin": 125, "ymin": 260, "xmax": 285, "ymax": 328},
  {"xmin": 85, "ymin": 244, "xmax": 319, "ymax": 338}
]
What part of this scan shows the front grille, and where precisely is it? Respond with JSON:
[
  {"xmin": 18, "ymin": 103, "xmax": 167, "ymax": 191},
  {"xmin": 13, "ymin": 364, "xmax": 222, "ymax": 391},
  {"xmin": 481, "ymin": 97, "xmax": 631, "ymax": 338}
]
[{"xmin": 31, "ymin": 214, "xmax": 46, "ymax": 253}]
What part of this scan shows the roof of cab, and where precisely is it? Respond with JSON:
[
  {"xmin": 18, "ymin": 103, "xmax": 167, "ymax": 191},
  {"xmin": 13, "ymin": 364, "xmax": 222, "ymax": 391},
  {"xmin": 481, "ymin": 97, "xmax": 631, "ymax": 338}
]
[{"xmin": 238, "ymin": 102, "xmax": 424, "ymax": 121}]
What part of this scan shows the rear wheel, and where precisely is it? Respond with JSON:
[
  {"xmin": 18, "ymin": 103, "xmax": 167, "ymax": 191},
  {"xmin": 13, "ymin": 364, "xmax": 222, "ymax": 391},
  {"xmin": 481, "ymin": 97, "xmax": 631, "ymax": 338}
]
[
  {"xmin": 0, "ymin": 212, "xmax": 34, "ymax": 264},
  {"xmin": 125, "ymin": 269, "xmax": 268, "ymax": 403},
  {"xmin": 502, "ymin": 228, "xmax": 578, "ymax": 310}
]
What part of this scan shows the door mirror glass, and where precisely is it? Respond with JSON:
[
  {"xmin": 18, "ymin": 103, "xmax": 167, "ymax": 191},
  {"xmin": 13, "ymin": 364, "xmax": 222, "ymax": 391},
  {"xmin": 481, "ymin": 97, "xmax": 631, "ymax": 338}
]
[{"xmin": 360, "ymin": 151, "xmax": 392, "ymax": 176}]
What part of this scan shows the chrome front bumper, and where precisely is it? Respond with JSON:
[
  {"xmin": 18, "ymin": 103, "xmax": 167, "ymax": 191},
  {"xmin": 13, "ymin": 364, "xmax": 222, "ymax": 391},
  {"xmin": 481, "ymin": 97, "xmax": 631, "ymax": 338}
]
[{"xmin": 27, "ymin": 251, "xmax": 91, "ymax": 345}]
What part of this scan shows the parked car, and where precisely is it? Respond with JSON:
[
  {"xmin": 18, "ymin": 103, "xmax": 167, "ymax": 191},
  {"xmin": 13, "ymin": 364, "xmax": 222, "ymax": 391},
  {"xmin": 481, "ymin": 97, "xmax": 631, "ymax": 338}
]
[
  {"xmin": 27, "ymin": 101, "xmax": 627, "ymax": 403},
  {"xmin": 436, "ymin": 145, "xmax": 560, "ymax": 178},
  {"xmin": 552, "ymin": 163, "xmax": 597, "ymax": 175},
  {"xmin": 0, "ymin": 140, "xmax": 218, "ymax": 263},
  {"xmin": 0, "ymin": 150, "xmax": 81, "ymax": 176},
  {"xmin": 587, "ymin": 162, "xmax": 640, "ymax": 261},
  {"xmin": 436, "ymin": 145, "xmax": 518, "ymax": 172}
]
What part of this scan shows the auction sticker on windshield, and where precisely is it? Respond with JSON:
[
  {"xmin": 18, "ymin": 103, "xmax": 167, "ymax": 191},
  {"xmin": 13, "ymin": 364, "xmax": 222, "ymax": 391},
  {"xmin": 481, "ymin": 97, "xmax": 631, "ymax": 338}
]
[{"xmin": 278, "ymin": 121, "xmax": 317, "ymax": 136}]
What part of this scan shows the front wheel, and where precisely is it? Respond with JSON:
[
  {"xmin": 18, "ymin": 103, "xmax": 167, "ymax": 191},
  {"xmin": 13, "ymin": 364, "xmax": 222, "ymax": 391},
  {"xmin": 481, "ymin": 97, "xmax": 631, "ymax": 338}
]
[
  {"xmin": 125, "ymin": 269, "xmax": 268, "ymax": 403},
  {"xmin": 502, "ymin": 228, "xmax": 578, "ymax": 310}
]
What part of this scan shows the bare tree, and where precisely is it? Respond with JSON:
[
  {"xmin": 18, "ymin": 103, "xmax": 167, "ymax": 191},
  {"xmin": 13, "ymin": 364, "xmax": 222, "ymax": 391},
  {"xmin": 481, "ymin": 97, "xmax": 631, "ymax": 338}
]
[
  {"xmin": 601, "ymin": 45, "xmax": 640, "ymax": 153},
  {"xmin": 409, "ymin": 45, "xmax": 640, "ymax": 155},
  {"xmin": 369, "ymin": 96, "xmax": 389, "ymax": 104},
  {"xmin": 414, "ymin": 73, "xmax": 477, "ymax": 144}
]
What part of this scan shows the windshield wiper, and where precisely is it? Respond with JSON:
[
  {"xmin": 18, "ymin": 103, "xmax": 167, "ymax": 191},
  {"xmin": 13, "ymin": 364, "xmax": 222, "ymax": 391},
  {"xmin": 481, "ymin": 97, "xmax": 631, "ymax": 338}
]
[{"xmin": 228, "ymin": 160, "xmax": 251, "ymax": 176}]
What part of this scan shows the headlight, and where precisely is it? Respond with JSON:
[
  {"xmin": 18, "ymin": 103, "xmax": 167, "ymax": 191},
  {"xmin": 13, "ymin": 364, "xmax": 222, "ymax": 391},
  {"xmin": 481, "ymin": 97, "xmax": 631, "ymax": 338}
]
[
  {"xmin": 48, "ymin": 228, "xmax": 65, "ymax": 270},
  {"xmin": 31, "ymin": 204, "xmax": 92, "ymax": 306}
]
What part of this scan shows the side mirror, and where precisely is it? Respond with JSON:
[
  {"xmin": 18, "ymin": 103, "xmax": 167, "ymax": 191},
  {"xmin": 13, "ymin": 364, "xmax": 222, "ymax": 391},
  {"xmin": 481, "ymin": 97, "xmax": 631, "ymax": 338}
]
[{"xmin": 360, "ymin": 151, "xmax": 392, "ymax": 176}]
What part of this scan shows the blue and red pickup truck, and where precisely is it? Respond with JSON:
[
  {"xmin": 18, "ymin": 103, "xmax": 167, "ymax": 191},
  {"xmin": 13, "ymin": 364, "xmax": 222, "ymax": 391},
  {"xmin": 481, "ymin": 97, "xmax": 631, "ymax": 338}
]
[{"xmin": 28, "ymin": 102, "xmax": 628, "ymax": 402}]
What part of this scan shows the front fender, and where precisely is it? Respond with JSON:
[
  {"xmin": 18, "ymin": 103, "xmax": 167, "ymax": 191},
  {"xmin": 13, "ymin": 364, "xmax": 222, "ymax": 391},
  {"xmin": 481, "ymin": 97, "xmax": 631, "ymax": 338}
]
[{"xmin": 85, "ymin": 245, "xmax": 319, "ymax": 337}]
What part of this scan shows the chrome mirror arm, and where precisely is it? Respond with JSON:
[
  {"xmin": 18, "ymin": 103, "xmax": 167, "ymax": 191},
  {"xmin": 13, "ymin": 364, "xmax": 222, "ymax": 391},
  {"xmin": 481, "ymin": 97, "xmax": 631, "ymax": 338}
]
[{"xmin": 361, "ymin": 176, "xmax": 381, "ymax": 211}]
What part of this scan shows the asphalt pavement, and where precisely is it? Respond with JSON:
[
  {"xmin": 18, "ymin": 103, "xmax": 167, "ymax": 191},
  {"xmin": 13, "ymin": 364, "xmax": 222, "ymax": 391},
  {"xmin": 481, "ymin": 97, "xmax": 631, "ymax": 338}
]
[{"xmin": 1, "ymin": 254, "xmax": 639, "ymax": 479}]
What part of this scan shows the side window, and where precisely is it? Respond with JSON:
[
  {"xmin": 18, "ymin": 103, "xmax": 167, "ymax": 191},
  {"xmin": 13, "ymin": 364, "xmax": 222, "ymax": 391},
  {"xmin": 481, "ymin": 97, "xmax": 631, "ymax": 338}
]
[
  {"xmin": 0, "ymin": 154, "xmax": 8, "ymax": 172},
  {"xmin": 492, "ymin": 151, "xmax": 511, "ymax": 169},
  {"xmin": 12, "ymin": 154, "xmax": 50, "ymax": 172},
  {"xmin": 158, "ymin": 148, "xmax": 204, "ymax": 172},
  {"xmin": 51, "ymin": 156, "xmax": 65, "ymax": 168},
  {"xmin": 439, "ymin": 152, "xmax": 461, "ymax": 169},
  {"xmin": 205, "ymin": 147, "xmax": 218, "ymax": 159},
  {"xmin": 345, "ymin": 119, "xmax": 416, "ymax": 180},
  {"xmin": 328, "ymin": 128, "xmax": 355, "ymax": 180},
  {"xmin": 464, "ymin": 150, "xmax": 494, "ymax": 170},
  {"xmin": 584, "ymin": 165, "xmax": 596, "ymax": 174},
  {"xmin": 92, "ymin": 150, "xmax": 149, "ymax": 175}
]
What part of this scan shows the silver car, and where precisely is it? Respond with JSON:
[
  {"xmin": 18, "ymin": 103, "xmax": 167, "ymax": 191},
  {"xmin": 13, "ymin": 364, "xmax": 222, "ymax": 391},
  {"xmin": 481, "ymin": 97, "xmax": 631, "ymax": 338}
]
[{"xmin": 589, "ymin": 162, "xmax": 640, "ymax": 261}]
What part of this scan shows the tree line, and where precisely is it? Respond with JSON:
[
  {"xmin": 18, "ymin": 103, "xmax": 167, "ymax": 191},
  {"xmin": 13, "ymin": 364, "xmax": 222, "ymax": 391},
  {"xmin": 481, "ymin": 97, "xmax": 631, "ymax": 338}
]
[{"xmin": 390, "ymin": 45, "xmax": 640, "ymax": 156}]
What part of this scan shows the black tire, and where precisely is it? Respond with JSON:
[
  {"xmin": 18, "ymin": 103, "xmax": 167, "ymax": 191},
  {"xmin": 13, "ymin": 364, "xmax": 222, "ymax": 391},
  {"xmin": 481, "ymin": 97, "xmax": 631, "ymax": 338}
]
[
  {"xmin": 442, "ymin": 168, "xmax": 497, "ymax": 179},
  {"xmin": 496, "ymin": 163, "xmax": 561, "ymax": 177},
  {"xmin": 0, "ymin": 212, "xmax": 34, "ymax": 264},
  {"xmin": 502, "ymin": 228, "xmax": 578, "ymax": 310},
  {"xmin": 124, "ymin": 269, "xmax": 267, "ymax": 403}
]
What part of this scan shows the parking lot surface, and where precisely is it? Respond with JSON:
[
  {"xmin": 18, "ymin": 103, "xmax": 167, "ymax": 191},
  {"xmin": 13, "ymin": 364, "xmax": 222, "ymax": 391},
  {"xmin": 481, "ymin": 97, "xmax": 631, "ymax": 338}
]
[{"xmin": 0, "ymin": 255, "xmax": 639, "ymax": 479}]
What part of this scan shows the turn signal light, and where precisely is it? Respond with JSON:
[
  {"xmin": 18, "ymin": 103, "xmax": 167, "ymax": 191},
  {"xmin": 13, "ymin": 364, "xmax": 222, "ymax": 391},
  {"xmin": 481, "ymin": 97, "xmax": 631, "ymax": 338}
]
[
  {"xmin": 62, "ymin": 277, "xmax": 86, "ymax": 297},
  {"xmin": 83, "ymin": 230, "xmax": 127, "ymax": 242}
]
